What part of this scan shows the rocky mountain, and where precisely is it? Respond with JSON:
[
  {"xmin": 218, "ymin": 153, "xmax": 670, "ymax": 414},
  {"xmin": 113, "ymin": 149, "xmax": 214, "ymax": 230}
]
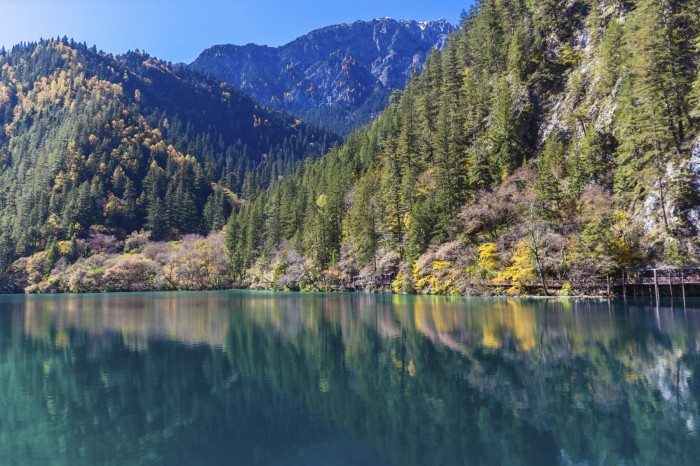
[
  {"xmin": 0, "ymin": 39, "xmax": 335, "ymax": 264},
  {"xmin": 191, "ymin": 18, "xmax": 456, "ymax": 135}
]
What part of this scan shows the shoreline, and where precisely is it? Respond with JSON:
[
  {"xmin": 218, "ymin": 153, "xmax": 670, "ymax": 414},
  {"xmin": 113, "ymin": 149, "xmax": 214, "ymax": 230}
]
[{"xmin": 2, "ymin": 288, "xmax": 692, "ymax": 301}]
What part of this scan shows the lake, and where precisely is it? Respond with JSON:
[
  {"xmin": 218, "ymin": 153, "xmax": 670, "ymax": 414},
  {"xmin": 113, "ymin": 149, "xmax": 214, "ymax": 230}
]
[{"xmin": 0, "ymin": 292, "xmax": 699, "ymax": 465}]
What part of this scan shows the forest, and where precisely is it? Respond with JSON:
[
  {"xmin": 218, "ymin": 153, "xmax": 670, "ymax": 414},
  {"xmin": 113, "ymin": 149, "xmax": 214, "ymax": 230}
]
[
  {"xmin": 1, "ymin": 0, "xmax": 700, "ymax": 295},
  {"xmin": 0, "ymin": 38, "xmax": 334, "ymax": 292},
  {"xmin": 222, "ymin": 0, "xmax": 700, "ymax": 295}
]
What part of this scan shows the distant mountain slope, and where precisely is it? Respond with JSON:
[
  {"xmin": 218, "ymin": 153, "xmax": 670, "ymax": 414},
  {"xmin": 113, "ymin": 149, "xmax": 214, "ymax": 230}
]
[
  {"xmin": 191, "ymin": 18, "xmax": 455, "ymax": 135},
  {"xmin": 0, "ymin": 39, "xmax": 335, "ymax": 258}
]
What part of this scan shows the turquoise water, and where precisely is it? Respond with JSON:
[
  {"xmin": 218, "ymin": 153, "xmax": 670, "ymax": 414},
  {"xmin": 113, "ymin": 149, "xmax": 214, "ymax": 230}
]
[{"xmin": 0, "ymin": 292, "xmax": 699, "ymax": 465}]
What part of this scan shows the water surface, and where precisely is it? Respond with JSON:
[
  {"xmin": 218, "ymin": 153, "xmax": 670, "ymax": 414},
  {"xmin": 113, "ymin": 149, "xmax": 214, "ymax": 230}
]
[{"xmin": 1, "ymin": 292, "xmax": 699, "ymax": 465}]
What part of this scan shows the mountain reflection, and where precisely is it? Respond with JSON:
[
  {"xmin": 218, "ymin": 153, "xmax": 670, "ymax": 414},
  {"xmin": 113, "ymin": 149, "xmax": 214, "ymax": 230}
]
[{"xmin": 2, "ymin": 292, "xmax": 700, "ymax": 465}]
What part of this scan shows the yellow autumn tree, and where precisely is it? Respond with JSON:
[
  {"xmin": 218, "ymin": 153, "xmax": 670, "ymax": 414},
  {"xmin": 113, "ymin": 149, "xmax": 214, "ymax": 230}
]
[
  {"xmin": 494, "ymin": 241, "xmax": 535, "ymax": 295},
  {"xmin": 476, "ymin": 242, "xmax": 499, "ymax": 280}
]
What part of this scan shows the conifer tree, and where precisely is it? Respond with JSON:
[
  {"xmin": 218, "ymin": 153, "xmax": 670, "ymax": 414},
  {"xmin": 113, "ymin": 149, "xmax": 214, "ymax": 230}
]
[
  {"xmin": 146, "ymin": 191, "xmax": 168, "ymax": 240},
  {"xmin": 536, "ymin": 135, "xmax": 566, "ymax": 221},
  {"xmin": 204, "ymin": 190, "xmax": 227, "ymax": 232},
  {"xmin": 488, "ymin": 76, "xmax": 523, "ymax": 180},
  {"xmin": 343, "ymin": 173, "xmax": 381, "ymax": 268}
]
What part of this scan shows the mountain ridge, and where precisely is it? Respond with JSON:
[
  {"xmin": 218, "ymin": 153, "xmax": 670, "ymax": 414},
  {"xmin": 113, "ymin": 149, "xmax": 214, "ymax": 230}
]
[{"xmin": 191, "ymin": 18, "xmax": 456, "ymax": 135}]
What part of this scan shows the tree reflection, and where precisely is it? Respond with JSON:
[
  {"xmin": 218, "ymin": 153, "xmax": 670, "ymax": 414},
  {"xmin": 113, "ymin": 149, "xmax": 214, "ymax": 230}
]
[{"xmin": 1, "ymin": 294, "xmax": 699, "ymax": 465}]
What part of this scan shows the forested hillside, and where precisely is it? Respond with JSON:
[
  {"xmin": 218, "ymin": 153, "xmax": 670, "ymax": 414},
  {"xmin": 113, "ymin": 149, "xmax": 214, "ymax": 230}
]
[
  {"xmin": 223, "ymin": 0, "xmax": 700, "ymax": 295},
  {"xmin": 3, "ymin": 0, "xmax": 700, "ymax": 295},
  {"xmin": 0, "ymin": 39, "xmax": 335, "ymax": 290}
]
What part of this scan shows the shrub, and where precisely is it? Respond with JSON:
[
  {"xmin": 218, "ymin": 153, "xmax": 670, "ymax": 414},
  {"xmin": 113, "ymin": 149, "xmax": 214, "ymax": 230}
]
[
  {"xmin": 124, "ymin": 230, "xmax": 151, "ymax": 253},
  {"xmin": 102, "ymin": 255, "xmax": 158, "ymax": 291},
  {"xmin": 87, "ymin": 233, "xmax": 123, "ymax": 254}
]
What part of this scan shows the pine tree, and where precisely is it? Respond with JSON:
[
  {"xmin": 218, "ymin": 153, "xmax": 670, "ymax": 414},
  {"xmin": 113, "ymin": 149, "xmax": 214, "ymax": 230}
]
[
  {"xmin": 406, "ymin": 198, "xmax": 436, "ymax": 262},
  {"xmin": 263, "ymin": 188, "xmax": 282, "ymax": 252},
  {"xmin": 204, "ymin": 190, "xmax": 227, "ymax": 232},
  {"xmin": 380, "ymin": 139, "xmax": 405, "ymax": 251},
  {"xmin": 395, "ymin": 96, "xmax": 422, "ymax": 215},
  {"xmin": 146, "ymin": 192, "xmax": 168, "ymax": 241},
  {"xmin": 44, "ymin": 241, "xmax": 60, "ymax": 273},
  {"xmin": 343, "ymin": 174, "xmax": 381, "ymax": 267},
  {"xmin": 536, "ymin": 135, "xmax": 566, "ymax": 221},
  {"xmin": 628, "ymin": 0, "xmax": 694, "ymax": 156},
  {"xmin": 225, "ymin": 210, "xmax": 247, "ymax": 278},
  {"xmin": 433, "ymin": 102, "xmax": 466, "ymax": 244},
  {"xmin": 0, "ymin": 235, "xmax": 13, "ymax": 290},
  {"xmin": 488, "ymin": 76, "xmax": 523, "ymax": 180}
]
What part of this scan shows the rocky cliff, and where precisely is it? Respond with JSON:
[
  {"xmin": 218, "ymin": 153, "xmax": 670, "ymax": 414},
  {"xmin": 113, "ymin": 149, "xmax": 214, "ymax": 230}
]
[{"xmin": 191, "ymin": 18, "xmax": 455, "ymax": 135}]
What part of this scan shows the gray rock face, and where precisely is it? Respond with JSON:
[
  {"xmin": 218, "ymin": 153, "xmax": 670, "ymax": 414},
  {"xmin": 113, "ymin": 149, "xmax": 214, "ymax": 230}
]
[
  {"xmin": 691, "ymin": 137, "xmax": 700, "ymax": 191},
  {"xmin": 191, "ymin": 18, "xmax": 455, "ymax": 135},
  {"xmin": 644, "ymin": 137, "xmax": 700, "ymax": 235},
  {"xmin": 687, "ymin": 137, "xmax": 700, "ymax": 231}
]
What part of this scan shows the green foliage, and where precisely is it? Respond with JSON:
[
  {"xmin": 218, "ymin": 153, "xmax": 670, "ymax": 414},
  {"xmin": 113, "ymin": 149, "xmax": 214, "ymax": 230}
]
[
  {"xmin": 597, "ymin": 18, "xmax": 625, "ymax": 89},
  {"xmin": 44, "ymin": 242, "xmax": 60, "ymax": 274},
  {"xmin": 343, "ymin": 173, "xmax": 381, "ymax": 267},
  {"xmin": 558, "ymin": 281, "xmax": 573, "ymax": 297},
  {"xmin": 535, "ymin": 135, "xmax": 567, "ymax": 220},
  {"xmin": 488, "ymin": 76, "xmax": 525, "ymax": 180},
  {"xmin": 560, "ymin": 45, "xmax": 582, "ymax": 68},
  {"xmin": 0, "ymin": 38, "xmax": 335, "ymax": 269},
  {"xmin": 614, "ymin": 0, "xmax": 697, "ymax": 211}
]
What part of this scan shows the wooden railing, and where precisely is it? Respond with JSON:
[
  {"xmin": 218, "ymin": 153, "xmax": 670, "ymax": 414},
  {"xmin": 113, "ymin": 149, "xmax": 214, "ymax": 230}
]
[
  {"xmin": 621, "ymin": 265, "xmax": 700, "ymax": 300},
  {"xmin": 338, "ymin": 265, "xmax": 700, "ymax": 298}
]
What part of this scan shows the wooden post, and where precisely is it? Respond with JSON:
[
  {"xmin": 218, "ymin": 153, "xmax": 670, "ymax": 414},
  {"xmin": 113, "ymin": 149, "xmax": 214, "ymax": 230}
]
[
  {"xmin": 668, "ymin": 270, "xmax": 673, "ymax": 297},
  {"xmin": 638, "ymin": 272, "xmax": 643, "ymax": 298},
  {"xmin": 653, "ymin": 269, "xmax": 660, "ymax": 302},
  {"xmin": 606, "ymin": 274, "xmax": 611, "ymax": 298},
  {"xmin": 680, "ymin": 269, "xmax": 686, "ymax": 307}
]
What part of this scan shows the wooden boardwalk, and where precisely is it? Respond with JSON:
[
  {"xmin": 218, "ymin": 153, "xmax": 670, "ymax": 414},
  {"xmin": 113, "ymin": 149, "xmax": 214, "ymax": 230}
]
[
  {"xmin": 340, "ymin": 265, "xmax": 700, "ymax": 299},
  {"xmin": 621, "ymin": 265, "xmax": 700, "ymax": 301}
]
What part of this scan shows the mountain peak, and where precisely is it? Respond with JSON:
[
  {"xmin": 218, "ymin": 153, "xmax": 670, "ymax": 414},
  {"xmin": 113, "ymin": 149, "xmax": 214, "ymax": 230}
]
[{"xmin": 191, "ymin": 18, "xmax": 456, "ymax": 135}]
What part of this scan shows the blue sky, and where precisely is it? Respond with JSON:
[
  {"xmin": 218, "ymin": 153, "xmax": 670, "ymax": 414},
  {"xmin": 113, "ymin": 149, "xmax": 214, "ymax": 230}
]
[{"xmin": 0, "ymin": 0, "xmax": 468, "ymax": 63}]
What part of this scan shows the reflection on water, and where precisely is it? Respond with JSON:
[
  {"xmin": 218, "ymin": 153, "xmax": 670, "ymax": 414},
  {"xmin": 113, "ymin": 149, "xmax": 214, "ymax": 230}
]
[{"xmin": 1, "ymin": 292, "xmax": 699, "ymax": 465}]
